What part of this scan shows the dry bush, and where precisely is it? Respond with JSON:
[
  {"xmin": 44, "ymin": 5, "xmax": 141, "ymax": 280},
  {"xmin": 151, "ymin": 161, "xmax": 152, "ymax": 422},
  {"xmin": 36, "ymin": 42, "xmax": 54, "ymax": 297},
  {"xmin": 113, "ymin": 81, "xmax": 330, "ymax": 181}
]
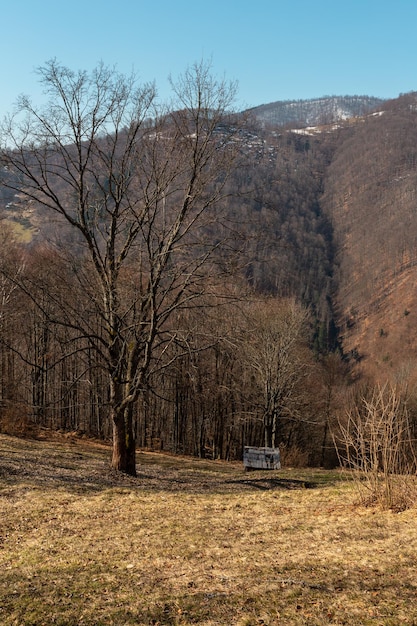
[
  {"xmin": 336, "ymin": 382, "xmax": 417, "ymax": 510},
  {"xmin": 0, "ymin": 402, "xmax": 32, "ymax": 437},
  {"xmin": 279, "ymin": 444, "xmax": 309, "ymax": 467}
]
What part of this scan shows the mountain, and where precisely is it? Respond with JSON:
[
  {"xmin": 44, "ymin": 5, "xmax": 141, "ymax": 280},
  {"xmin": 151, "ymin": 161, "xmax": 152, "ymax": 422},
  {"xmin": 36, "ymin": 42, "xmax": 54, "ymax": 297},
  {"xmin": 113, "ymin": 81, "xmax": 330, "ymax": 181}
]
[
  {"xmin": 236, "ymin": 91, "xmax": 417, "ymax": 382},
  {"xmin": 320, "ymin": 92, "xmax": 417, "ymax": 382},
  {"xmin": 247, "ymin": 95, "xmax": 385, "ymax": 127},
  {"xmin": 3, "ymin": 92, "xmax": 417, "ymax": 384}
]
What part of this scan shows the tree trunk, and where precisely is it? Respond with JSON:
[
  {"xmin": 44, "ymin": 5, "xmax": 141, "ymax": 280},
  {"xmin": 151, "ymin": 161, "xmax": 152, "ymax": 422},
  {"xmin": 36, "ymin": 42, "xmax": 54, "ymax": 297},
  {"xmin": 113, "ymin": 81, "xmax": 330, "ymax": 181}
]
[
  {"xmin": 111, "ymin": 404, "xmax": 137, "ymax": 476},
  {"xmin": 264, "ymin": 413, "xmax": 273, "ymax": 448},
  {"xmin": 264, "ymin": 408, "xmax": 279, "ymax": 449},
  {"xmin": 271, "ymin": 410, "xmax": 277, "ymax": 449},
  {"xmin": 320, "ymin": 419, "xmax": 329, "ymax": 467}
]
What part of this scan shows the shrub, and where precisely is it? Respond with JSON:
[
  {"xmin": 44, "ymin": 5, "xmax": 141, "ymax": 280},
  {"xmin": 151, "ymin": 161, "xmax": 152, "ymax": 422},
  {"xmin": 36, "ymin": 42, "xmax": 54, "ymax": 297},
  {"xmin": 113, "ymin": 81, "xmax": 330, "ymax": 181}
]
[{"xmin": 336, "ymin": 382, "xmax": 417, "ymax": 510}]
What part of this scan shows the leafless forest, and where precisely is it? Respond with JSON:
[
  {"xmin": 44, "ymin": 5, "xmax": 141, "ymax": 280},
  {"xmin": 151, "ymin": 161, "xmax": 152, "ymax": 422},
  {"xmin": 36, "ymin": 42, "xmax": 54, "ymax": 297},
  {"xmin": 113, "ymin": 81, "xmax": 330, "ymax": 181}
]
[{"xmin": 1, "ymin": 63, "xmax": 417, "ymax": 478}]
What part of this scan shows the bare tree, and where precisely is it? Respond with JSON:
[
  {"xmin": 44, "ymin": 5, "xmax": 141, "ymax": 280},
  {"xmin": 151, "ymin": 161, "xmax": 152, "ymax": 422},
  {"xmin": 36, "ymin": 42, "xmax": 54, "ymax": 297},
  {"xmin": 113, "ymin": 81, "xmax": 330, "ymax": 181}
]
[
  {"xmin": 317, "ymin": 352, "xmax": 349, "ymax": 467},
  {"xmin": 238, "ymin": 297, "xmax": 311, "ymax": 448},
  {"xmin": 0, "ymin": 59, "xmax": 240, "ymax": 474},
  {"xmin": 0, "ymin": 225, "xmax": 26, "ymax": 423}
]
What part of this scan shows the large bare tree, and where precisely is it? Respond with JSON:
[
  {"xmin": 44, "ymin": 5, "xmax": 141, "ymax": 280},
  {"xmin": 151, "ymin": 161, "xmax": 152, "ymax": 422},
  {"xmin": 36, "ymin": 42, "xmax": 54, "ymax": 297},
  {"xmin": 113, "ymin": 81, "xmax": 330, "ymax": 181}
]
[{"xmin": 0, "ymin": 59, "xmax": 240, "ymax": 474}]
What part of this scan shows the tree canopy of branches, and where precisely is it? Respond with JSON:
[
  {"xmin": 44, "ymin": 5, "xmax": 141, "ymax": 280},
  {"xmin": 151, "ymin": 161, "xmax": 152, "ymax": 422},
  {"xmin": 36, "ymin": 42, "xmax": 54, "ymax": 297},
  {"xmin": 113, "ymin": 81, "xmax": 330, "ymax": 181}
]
[
  {"xmin": 239, "ymin": 298, "xmax": 311, "ymax": 448},
  {"xmin": 0, "ymin": 59, "xmax": 241, "ymax": 475}
]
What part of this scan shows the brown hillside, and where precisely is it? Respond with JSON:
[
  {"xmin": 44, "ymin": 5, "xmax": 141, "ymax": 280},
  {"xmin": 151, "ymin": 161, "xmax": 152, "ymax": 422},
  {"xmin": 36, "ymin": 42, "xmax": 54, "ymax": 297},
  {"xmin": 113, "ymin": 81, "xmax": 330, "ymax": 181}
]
[
  {"xmin": 322, "ymin": 94, "xmax": 417, "ymax": 381},
  {"xmin": 3, "ymin": 93, "xmax": 417, "ymax": 383}
]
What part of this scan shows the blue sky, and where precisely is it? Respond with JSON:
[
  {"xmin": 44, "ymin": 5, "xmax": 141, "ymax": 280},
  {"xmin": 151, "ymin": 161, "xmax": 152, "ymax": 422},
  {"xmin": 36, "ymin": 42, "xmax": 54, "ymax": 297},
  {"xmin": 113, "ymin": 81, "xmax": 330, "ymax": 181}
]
[{"xmin": 1, "ymin": 0, "xmax": 416, "ymax": 118}]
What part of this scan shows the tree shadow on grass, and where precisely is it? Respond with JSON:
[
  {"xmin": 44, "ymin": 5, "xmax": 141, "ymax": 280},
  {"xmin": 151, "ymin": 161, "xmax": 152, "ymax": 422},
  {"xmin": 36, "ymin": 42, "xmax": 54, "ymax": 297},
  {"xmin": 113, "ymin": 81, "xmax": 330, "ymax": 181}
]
[{"xmin": 227, "ymin": 476, "xmax": 316, "ymax": 490}]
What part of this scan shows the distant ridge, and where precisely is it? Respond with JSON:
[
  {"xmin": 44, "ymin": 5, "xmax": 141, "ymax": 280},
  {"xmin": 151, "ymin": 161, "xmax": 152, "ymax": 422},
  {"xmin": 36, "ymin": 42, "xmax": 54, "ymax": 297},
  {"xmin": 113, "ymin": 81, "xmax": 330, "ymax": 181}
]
[{"xmin": 247, "ymin": 95, "xmax": 386, "ymax": 127}]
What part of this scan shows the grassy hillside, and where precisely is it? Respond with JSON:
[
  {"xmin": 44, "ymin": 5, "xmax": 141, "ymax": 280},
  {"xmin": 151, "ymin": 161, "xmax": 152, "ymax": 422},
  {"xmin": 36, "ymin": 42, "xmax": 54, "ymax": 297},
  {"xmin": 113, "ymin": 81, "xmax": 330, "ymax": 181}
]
[{"xmin": 1, "ymin": 434, "xmax": 417, "ymax": 625}]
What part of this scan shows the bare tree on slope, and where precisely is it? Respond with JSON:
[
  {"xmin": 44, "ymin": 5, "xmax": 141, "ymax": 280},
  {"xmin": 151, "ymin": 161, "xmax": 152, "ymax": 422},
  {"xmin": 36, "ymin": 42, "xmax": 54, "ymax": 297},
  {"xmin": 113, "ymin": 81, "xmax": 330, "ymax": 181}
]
[{"xmin": 0, "ymin": 59, "xmax": 240, "ymax": 475}]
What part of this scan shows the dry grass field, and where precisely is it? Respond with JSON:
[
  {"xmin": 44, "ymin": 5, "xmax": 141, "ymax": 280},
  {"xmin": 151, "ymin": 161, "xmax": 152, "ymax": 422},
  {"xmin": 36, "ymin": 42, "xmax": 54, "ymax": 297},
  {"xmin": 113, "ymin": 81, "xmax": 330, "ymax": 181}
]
[{"xmin": 1, "ymin": 432, "xmax": 417, "ymax": 625}]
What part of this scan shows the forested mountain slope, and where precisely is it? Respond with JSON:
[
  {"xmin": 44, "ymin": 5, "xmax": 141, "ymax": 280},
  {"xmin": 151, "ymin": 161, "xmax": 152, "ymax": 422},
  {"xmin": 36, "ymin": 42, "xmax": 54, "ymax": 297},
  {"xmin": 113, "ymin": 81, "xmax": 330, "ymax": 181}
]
[
  {"xmin": 321, "ymin": 93, "xmax": 417, "ymax": 381},
  {"xmin": 2, "ymin": 93, "xmax": 417, "ymax": 382},
  {"xmin": 230, "ymin": 126, "xmax": 338, "ymax": 352},
  {"xmin": 235, "ymin": 92, "xmax": 417, "ymax": 381}
]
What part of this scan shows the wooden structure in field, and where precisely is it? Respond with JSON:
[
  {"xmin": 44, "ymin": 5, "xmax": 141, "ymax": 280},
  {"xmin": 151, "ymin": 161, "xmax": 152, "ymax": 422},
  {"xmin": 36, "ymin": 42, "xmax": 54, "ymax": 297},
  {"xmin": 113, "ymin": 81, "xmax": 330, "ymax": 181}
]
[{"xmin": 243, "ymin": 446, "xmax": 281, "ymax": 471}]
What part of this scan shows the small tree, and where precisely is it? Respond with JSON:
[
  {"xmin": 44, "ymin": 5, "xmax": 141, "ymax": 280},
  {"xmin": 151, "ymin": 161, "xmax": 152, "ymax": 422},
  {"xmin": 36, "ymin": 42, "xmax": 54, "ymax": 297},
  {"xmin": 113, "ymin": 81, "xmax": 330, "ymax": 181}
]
[{"xmin": 0, "ymin": 60, "xmax": 240, "ymax": 475}]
